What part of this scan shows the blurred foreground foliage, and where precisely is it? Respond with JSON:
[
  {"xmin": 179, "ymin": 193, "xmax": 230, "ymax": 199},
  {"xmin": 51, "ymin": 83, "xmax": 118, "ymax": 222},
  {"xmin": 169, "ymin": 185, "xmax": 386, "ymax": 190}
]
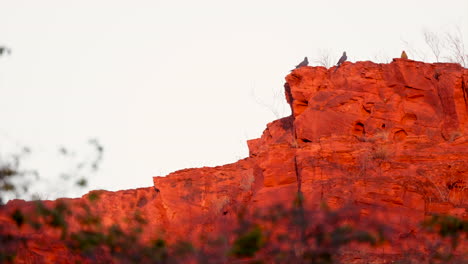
[{"xmin": 2, "ymin": 189, "xmax": 467, "ymax": 263}]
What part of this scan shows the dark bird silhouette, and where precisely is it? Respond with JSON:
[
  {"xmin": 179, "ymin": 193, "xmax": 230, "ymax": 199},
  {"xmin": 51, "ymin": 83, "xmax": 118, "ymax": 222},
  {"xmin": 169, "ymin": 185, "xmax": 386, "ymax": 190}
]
[
  {"xmin": 292, "ymin": 57, "xmax": 308, "ymax": 70},
  {"xmin": 334, "ymin": 52, "xmax": 347, "ymax": 72},
  {"xmin": 0, "ymin": 46, "xmax": 11, "ymax": 56},
  {"xmin": 401, "ymin": 50, "xmax": 408, "ymax": 59}
]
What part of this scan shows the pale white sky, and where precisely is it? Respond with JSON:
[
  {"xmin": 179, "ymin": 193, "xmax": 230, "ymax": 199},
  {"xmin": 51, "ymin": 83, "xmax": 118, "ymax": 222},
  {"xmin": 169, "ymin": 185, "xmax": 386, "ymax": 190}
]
[{"xmin": 0, "ymin": 0, "xmax": 467, "ymax": 199}]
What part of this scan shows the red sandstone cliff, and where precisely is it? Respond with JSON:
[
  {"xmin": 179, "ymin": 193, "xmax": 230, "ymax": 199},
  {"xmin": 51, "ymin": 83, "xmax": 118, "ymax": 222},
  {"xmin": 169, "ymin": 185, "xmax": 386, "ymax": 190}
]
[{"xmin": 1, "ymin": 59, "xmax": 467, "ymax": 263}]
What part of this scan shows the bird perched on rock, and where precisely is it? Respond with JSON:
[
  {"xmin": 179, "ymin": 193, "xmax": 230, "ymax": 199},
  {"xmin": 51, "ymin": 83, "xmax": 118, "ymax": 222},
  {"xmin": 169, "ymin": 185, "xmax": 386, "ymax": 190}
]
[
  {"xmin": 292, "ymin": 57, "xmax": 308, "ymax": 70},
  {"xmin": 334, "ymin": 52, "xmax": 347, "ymax": 72},
  {"xmin": 0, "ymin": 46, "xmax": 11, "ymax": 56},
  {"xmin": 401, "ymin": 51, "xmax": 408, "ymax": 59}
]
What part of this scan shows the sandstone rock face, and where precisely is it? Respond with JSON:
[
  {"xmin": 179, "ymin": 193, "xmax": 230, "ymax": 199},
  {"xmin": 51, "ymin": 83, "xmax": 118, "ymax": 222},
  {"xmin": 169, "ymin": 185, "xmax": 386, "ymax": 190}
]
[
  {"xmin": 1, "ymin": 60, "xmax": 467, "ymax": 262},
  {"xmin": 252, "ymin": 59, "xmax": 467, "ymax": 219}
]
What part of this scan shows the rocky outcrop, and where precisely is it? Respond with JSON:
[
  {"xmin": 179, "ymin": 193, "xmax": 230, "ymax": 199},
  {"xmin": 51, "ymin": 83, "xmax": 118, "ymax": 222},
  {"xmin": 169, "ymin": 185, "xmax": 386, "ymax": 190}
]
[{"xmin": 1, "ymin": 59, "xmax": 467, "ymax": 263}]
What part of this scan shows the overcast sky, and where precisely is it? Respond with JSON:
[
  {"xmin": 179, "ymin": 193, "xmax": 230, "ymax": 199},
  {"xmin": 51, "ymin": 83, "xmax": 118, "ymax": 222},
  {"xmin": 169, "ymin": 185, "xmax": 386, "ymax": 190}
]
[{"xmin": 1, "ymin": 0, "xmax": 467, "ymax": 199}]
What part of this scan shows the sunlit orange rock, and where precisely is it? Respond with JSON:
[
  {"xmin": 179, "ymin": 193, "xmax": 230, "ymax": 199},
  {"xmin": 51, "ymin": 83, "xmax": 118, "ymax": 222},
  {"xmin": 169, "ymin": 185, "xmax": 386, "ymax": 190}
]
[{"xmin": 1, "ymin": 59, "xmax": 467, "ymax": 263}]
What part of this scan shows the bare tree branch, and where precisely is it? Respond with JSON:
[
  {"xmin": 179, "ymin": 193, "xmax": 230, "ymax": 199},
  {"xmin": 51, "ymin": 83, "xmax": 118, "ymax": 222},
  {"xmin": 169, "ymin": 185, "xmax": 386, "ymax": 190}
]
[
  {"xmin": 250, "ymin": 84, "xmax": 287, "ymax": 119},
  {"xmin": 314, "ymin": 49, "xmax": 334, "ymax": 68},
  {"xmin": 423, "ymin": 29, "xmax": 444, "ymax": 62},
  {"xmin": 444, "ymin": 26, "xmax": 466, "ymax": 67}
]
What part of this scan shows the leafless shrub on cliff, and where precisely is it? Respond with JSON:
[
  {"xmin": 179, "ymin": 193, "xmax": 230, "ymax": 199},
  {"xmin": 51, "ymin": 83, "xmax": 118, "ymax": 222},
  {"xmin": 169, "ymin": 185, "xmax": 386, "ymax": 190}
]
[
  {"xmin": 403, "ymin": 25, "xmax": 467, "ymax": 67},
  {"xmin": 250, "ymin": 86, "xmax": 289, "ymax": 119},
  {"xmin": 315, "ymin": 49, "xmax": 335, "ymax": 68},
  {"xmin": 416, "ymin": 168, "xmax": 450, "ymax": 203},
  {"xmin": 444, "ymin": 26, "xmax": 467, "ymax": 67},
  {"xmin": 424, "ymin": 29, "xmax": 444, "ymax": 62},
  {"xmin": 371, "ymin": 145, "xmax": 390, "ymax": 161}
]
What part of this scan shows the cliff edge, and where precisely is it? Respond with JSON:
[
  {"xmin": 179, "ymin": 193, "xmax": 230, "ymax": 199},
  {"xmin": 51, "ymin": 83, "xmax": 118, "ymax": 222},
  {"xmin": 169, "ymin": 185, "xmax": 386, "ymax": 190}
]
[{"xmin": 1, "ymin": 59, "xmax": 467, "ymax": 263}]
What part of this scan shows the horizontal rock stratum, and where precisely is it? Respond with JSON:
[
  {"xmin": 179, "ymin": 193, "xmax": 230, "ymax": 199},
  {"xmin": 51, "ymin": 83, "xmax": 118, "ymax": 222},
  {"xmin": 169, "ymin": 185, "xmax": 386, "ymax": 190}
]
[{"xmin": 1, "ymin": 59, "xmax": 467, "ymax": 263}]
